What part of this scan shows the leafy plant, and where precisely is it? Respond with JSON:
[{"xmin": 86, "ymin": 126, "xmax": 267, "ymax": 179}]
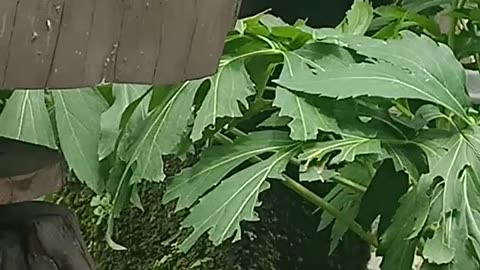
[{"xmin": 2, "ymin": 0, "xmax": 480, "ymax": 269}]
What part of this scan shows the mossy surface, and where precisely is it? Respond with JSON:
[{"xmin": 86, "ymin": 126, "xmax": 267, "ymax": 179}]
[{"xmin": 54, "ymin": 157, "xmax": 370, "ymax": 270}]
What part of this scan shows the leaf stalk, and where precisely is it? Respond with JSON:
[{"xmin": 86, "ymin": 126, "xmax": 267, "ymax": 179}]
[
  {"xmin": 213, "ymin": 130, "xmax": 378, "ymax": 248},
  {"xmin": 280, "ymin": 173, "xmax": 378, "ymax": 247},
  {"xmin": 332, "ymin": 175, "xmax": 368, "ymax": 193},
  {"xmin": 448, "ymin": 0, "xmax": 467, "ymax": 48}
]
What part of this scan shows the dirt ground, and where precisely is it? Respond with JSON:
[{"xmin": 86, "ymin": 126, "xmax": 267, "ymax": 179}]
[{"xmin": 53, "ymin": 156, "xmax": 372, "ymax": 270}]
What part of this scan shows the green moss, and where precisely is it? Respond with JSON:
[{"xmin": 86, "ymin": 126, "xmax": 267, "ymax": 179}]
[{"xmin": 53, "ymin": 157, "xmax": 370, "ymax": 270}]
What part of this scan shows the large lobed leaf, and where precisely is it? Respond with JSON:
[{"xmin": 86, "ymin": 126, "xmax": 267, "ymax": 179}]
[
  {"xmin": 323, "ymin": 31, "xmax": 469, "ymax": 107},
  {"xmin": 299, "ymin": 137, "xmax": 383, "ymax": 166},
  {"xmin": 275, "ymin": 31, "xmax": 470, "ymax": 123},
  {"xmin": 381, "ymin": 129, "xmax": 480, "ymax": 270},
  {"xmin": 119, "ymin": 81, "xmax": 202, "ymax": 184},
  {"xmin": 53, "ymin": 89, "xmax": 108, "ymax": 193},
  {"xmin": 273, "ymin": 43, "xmax": 354, "ymax": 141},
  {"xmin": 178, "ymin": 146, "xmax": 299, "ymax": 252},
  {"xmin": 336, "ymin": 0, "xmax": 374, "ymax": 36},
  {"xmin": 272, "ymin": 46, "xmax": 354, "ymax": 141},
  {"xmin": 0, "ymin": 90, "xmax": 56, "ymax": 148},
  {"xmin": 98, "ymin": 84, "xmax": 151, "ymax": 160},
  {"xmin": 318, "ymin": 162, "xmax": 373, "ymax": 253},
  {"xmin": 106, "ymin": 81, "xmax": 202, "ymax": 249},
  {"xmin": 274, "ymin": 87, "xmax": 340, "ymax": 141},
  {"xmin": 163, "ymin": 131, "xmax": 297, "ymax": 211},
  {"xmin": 191, "ymin": 60, "xmax": 255, "ymax": 142}
]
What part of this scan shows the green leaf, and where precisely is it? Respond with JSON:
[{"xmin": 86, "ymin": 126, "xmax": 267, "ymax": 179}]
[
  {"xmin": 98, "ymin": 84, "xmax": 151, "ymax": 160},
  {"xmin": 378, "ymin": 181, "xmax": 424, "ymax": 270},
  {"xmin": 106, "ymin": 160, "xmax": 130, "ymax": 217},
  {"xmin": 375, "ymin": 6, "xmax": 441, "ymax": 37},
  {"xmin": 116, "ymin": 91, "xmax": 153, "ymax": 157},
  {"xmin": 413, "ymin": 129, "xmax": 450, "ymax": 168},
  {"xmin": 259, "ymin": 14, "xmax": 289, "ymax": 30},
  {"xmin": 271, "ymin": 46, "xmax": 356, "ymax": 140},
  {"xmin": 356, "ymin": 159, "xmax": 409, "ymax": 240},
  {"xmin": 234, "ymin": 20, "xmax": 246, "ymax": 35},
  {"xmin": 119, "ymin": 80, "xmax": 202, "ymax": 184},
  {"xmin": 114, "ymin": 85, "xmax": 159, "ymax": 159},
  {"xmin": 421, "ymin": 165, "xmax": 480, "ymax": 269},
  {"xmin": 299, "ymin": 166, "xmax": 338, "ymax": 182},
  {"xmin": 294, "ymin": 43, "xmax": 356, "ymax": 68},
  {"xmin": 178, "ymin": 146, "xmax": 298, "ymax": 252},
  {"xmin": 415, "ymin": 104, "xmax": 448, "ymax": 123},
  {"xmin": 299, "ymin": 137, "xmax": 383, "ymax": 166},
  {"xmin": 422, "ymin": 225, "xmax": 455, "ymax": 264},
  {"xmin": 318, "ymin": 162, "xmax": 372, "ymax": 253},
  {"xmin": 319, "ymin": 31, "xmax": 470, "ymax": 108},
  {"xmin": 402, "ymin": 0, "xmax": 449, "ymax": 12},
  {"xmin": 52, "ymin": 88, "xmax": 108, "ymax": 193},
  {"xmin": 258, "ymin": 111, "xmax": 292, "ymax": 127},
  {"xmin": 372, "ymin": 20, "xmax": 407, "ymax": 39},
  {"xmin": 337, "ymin": 0, "xmax": 374, "ymax": 35},
  {"xmin": 273, "ymin": 87, "xmax": 340, "ymax": 141},
  {"xmin": 455, "ymin": 30, "xmax": 480, "ymax": 59},
  {"xmin": 276, "ymin": 61, "xmax": 470, "ymax": 123},
  {"xmin": 105, "ymin": 82, "xmax": 200, "ymax": 249},
  {"xmin": 163, "ymin": 131, "xmax": 296, "ymax": 211},
  {"xmin": 191, "ymin": 60, "xmax": 255, "ymax": 142},
  {"xmin": 424, "ymin": 135, "xmax": 471, "ymax": 214},
  {"xmin": 279, "ymin": 44, "xmax": 355, "ymax": 80},
  {"xmin": 246, "ymin": 54, "xmax": 282, "ymax": 96},
  {"xmin": 0, "ymin": 90, "xmax": 56, "ymax": 148},
  {"xmin": 381, "ymin": 144, "xmax": 424, "ymax": 180},
  {"xmin": 242, "ymin": 13, "xmax": 272, "ymax": 37},
  {"xmin": 381, "ymin": 130, "xmax": 480, "ymax": 269}
]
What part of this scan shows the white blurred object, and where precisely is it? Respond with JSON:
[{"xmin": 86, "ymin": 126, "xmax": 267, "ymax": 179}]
[{"xmin": 466, "ymin": 69, "xmax": 480, "ymax": 104}]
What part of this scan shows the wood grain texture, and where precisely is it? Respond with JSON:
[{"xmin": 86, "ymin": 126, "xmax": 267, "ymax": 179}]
[
  {"xmin": 0, "ymin": 0, "xmax": 240, "ymax": 90},
  {"xmin": 0, "ymin": 138, "xmax": 64, "ymax": 205},
  {"xmin": 2, "ymin": 0, "xmax": 63, "ymax": 89},
  {"xmin": 0, "ymin": 0, "xmax": 19, "ymax": 86}
]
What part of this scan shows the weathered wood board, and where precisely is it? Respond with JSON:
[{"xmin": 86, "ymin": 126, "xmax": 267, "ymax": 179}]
[
  {"xmin": 0, "ymin": 138, "xmax": 64, "ymax": 205},
  {"xmin": 0, "ymin": 0, "xmax": 241, "ymax": 89}
]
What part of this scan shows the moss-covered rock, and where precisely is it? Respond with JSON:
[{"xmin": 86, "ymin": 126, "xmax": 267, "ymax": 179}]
[{"xmin": 54, "ymin": 158, "xmax": 370, "ymax": 270}]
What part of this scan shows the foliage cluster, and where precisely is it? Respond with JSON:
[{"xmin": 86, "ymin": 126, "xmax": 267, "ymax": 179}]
[{"xmin": 2, "ymin": 0, "xmax": 480, "ymax": 269}]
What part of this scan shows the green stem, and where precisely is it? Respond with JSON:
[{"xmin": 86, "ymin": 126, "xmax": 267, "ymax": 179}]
[
  {"xmin": 219, "ymin": 49, "xmax": 282, "ymax": 68},
  {"xmin": 281, "ymin": 174, "xmax": 378, "ymax": 247},
  {"xmin": 332, "ymin": 175, "xmax": 367, "ymax": 193},
  {"xmin": 448, "ymin": 0, "xmax": 466, "ymax": 48},
  {"xmin": 448, "ymin": 0, "xmax": 458, "ymax": 48},
  {"xmin": 474, "ymin": 25, "xmax": 480, "ymax": 76},
  {"xmin": 229, "ymin": 128, "xmax": 303, "ymax": 165},
  {"xmin": 394, "ymin": 100, "xmax": 414, "ymax": 118},
  {"xmin": 255, "ymin": 34, "xmax": 279, "ymax": 50},
  {"xmin": 213, "ymin": 131, "xmax": 378, "ymax": 248},
  {"xmin": 229, "ymin": 127, "xmax": 248, "ymax": 138}
]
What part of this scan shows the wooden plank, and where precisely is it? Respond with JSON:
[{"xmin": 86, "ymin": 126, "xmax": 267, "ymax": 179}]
[
  {"xmin": 46, "ymin": 0, "xmax": 96, "ymax": 88},
  {"xmin": 0, "ymin": 138, "xmax": 64, "ymax": 205},
  {"xmin": 185, "ymin": 0, "xmax": 237, "ymax": 79},
  {"xmin": 0, "ymin": 0, "xmax": 240, "ymax": 89},
  {"xmin": 152, "ymin": 0, "xmax": 197, "ymax": 85},
  {"xmin": 114, "ymin": 0, "xmax": 164, "ymax": 84},
  {"xmin": 83, "ymin": 0, "xmax": 122, "ymax": 85},
  {"xmin": 3, "ymin": 0, "xmax": 64, "ymax": 89},
  {"xmin": 0, "ymin": 0, "xmax": 19, "ymax": 89}
]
